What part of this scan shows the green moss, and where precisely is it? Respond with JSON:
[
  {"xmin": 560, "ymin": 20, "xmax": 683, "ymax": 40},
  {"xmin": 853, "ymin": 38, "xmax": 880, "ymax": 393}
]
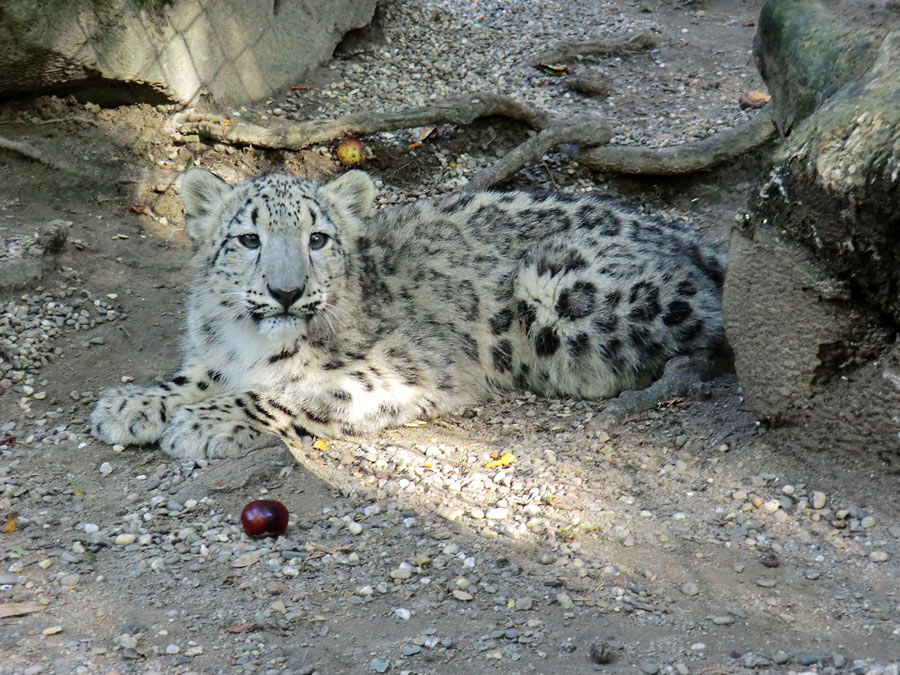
[{"xmin": 757, "ymin": 0, "xmax": 877, "ymax": 127}]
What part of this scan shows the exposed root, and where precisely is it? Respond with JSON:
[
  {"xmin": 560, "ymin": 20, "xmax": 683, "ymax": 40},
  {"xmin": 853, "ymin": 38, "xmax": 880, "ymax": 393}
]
[
  {"xmin": 466, "ymin": 114, "xmax": 612, "ymax": 190},
  {"xmin": 178, "ymin": 83, "xmax": 774, "ymax": 182},
  {"xmin": 180, "ymin": 92, "xmax": 551, "ymax": 150},
  {"xmin": 577, "ymin": 113, "xmax": 777, "ymax": 175},
  {"xmin": 0, "ymin": 136, "xmax": 73, "ymax": 172}
]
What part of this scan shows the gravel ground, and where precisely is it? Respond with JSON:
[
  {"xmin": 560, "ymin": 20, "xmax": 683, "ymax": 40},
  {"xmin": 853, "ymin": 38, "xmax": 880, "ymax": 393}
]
[{"xmin": 1, "ymin": 0, "xmax": 899, "ymax": 674}]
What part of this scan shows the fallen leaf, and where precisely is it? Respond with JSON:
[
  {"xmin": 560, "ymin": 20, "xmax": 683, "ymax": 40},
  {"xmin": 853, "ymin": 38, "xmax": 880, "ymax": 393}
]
[
  {"xmin": 127, "ymin": 204, "xmax": 150, "ymax": 215},
  {"xmin": 290, "ymin": 86, "xmax": 309, "ymax": 91},
  {"xmin": 1, "ymin": 515, "xmax": 17, "ymax": 533},
  {"xmin": 537, "ymin": 63, "xmax": 571, "ymax": 75},
  {"xmin": 231, "ymin": 552, "xmax": 261, "ymax": 568},
  {"xmin": 408, "ymin": 142, "xmax": 423, "ymax": 150},
  {"xmin": 417, "ymin": 126, "xmax": 436, "ymax": 141},
  {"xmin": 112, "ymin": 234, "xmax": 130, "ymax": 240},
  {"xmin": 222, "ymin": 623, "xmax": 265, "ymax": 633},
  {"xmin": 739, "ymin": 91, "xmax": 771, "ymax": 109},
  {"xmin": 485, "ymin": 453, "xmax": 516, "ymax": 469},
  {"xmin": 312, "ymin": 439, "xmax": 328, "ymax": 451},
  {"xmin": 10, "ymin": 546, "xmax": 28, "ymax": 556},
  {"xmin": 0, "ymin": 603, "xmax": 48, "ymax": 618}
]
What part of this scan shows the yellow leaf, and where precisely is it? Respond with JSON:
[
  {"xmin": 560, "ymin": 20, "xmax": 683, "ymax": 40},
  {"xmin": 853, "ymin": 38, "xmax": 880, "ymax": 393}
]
[
  {"xmin": 1, "ymin": 516, "xmax": 17, "ymax": 533},
  {"xmin": 0, "ymin": 602, "xmax": 47, "ymax": 618},
  {"xmin": 312, "ymin": 439, "xmax": 328, "ymax": 451},
  {"xmin": 485, "ymin": 453, "xmax": 515, "ymax": 469}
]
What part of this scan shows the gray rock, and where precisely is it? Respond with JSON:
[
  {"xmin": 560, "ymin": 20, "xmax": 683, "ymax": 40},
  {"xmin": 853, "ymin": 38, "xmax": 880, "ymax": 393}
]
[
  {"xmin": 724, "ymin": 19, "xmax": 900, "ymax": 455},
  {"xmin": 0, "ymin": 0, "xmax": 377, "ymax": 105}
]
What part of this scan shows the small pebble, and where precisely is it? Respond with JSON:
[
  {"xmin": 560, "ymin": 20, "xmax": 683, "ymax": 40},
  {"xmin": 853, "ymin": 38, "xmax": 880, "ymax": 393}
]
[
  {"xmin": 42, "ymin": 626, "xmax": 63, "ymax": 636},
  {"xmin": 369, "ymin": 658, "xmax": 390, "ymax": 673},
  {"xmin": 639, "ymin": 661, "xmax": 660, "ymax": 674},
  {"xmin": 812, "ymin": 491, "xmax": 827, "ymax": 509},
  {"xmin": 760, "ymin": 552, "xmax": 780, "ymax": 568},
  {"xmin": 390, "ymin": 567, "xmax": 412, "ymax": 581},
  {"xmin": 59, "ymin": 574, "xmax": 80, "ymax": 588},
  {"xmin": 869, "ymin": 551, "xmax": 888, "ymax": 562},
  {"xmin": 115, "ymin": 534, "xmax": 136, "ymax": 546},
  {"xmin": 680, "ymin": 581, "xmax": 700, "ymax": 596},
  {"xmin": 515, "ymin": 596, "xmax": 533, "ymax": 611}
]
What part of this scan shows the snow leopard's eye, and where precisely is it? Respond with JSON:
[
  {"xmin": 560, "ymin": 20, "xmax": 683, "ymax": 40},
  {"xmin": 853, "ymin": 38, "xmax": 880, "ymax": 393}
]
[
  {"xmin": 238, "ymin": 233, "xmax": 260, "ymax": 249},
  {"xmin": 309, "ymin": 232, "xmax": 330, "ymax": 250}
]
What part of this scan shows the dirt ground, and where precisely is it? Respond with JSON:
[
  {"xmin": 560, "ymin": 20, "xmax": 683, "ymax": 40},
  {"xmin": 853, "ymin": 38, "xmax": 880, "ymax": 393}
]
[{"xmin": 1, "ymin": 1, "xmax": 898, "ymax": 674}]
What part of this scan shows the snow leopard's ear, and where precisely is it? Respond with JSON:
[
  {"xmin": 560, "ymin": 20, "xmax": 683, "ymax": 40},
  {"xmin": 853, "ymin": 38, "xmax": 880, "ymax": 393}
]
[
  {"xmin": 321, "ymin": 170, "xmax": 376, "ymax": 220},
  {"xmin": 180, "ymin": 169, "xmax": 231, "ymax": 239}
]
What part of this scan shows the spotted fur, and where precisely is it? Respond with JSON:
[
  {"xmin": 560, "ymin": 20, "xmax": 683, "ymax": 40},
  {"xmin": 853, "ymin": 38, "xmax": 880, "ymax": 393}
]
[{"xmin": 91, "ymin": 170, "xmax": 725, "ymax": 459}]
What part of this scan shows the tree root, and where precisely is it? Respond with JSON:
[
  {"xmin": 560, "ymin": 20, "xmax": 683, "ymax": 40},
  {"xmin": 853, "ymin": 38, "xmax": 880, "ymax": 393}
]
[
  {"xmin": 181, "ymin": 92, "xmax": 551, "ymax": 150},
  {"xmin": 0, "ymin": 136, "xmax": 73, "ymax": 172},
  {"xmin": 530, "ymin": 32, "xmax": 658, "ymax": 66},
  {"xmin": 178, "ymin": 83, "xmax": 774, "ymax": 184},
  {"xmin": 577, "ymin": 112, "xmax": 777, "ymax": 175},
  {"xmin": 466, "ymin": 114, "xmax": 612, "ymax": 190}
]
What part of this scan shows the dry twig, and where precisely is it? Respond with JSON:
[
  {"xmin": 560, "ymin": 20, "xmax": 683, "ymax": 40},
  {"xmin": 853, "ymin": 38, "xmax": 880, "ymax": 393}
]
[
  {"xmin": 466, "ymin": 114, "xmax": 612, "ymax": 190},
  {"xmin": 181, "ymin": 92, "xmax": 550, "ymax": 150}
]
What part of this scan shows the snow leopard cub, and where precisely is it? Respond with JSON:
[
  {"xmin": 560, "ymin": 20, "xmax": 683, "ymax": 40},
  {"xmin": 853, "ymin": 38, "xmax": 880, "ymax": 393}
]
[{"xmin": 91, "ymin": 169, "xmax": 725, "ymax": 459}]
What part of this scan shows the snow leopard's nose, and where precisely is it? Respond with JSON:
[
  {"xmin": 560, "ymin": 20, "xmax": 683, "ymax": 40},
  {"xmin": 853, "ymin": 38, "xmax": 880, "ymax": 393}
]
[{"xmin": 267, "ymin": 284, "xmax": 304, "ymax": 310}]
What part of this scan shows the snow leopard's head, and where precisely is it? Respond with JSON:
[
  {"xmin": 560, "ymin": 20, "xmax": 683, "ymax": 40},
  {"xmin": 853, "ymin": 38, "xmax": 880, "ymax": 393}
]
[{"xmin": 180, "ymin": 169, "xmax": 376, "ymax": 342}]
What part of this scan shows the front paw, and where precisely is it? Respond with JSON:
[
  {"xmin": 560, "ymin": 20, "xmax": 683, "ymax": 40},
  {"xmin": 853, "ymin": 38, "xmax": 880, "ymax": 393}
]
[
  {"xmin": 159, "ymin": 406, "xmax": 259, "ymax": 460},
  {"xmin": 91, "ymin": 385, "xmax": 169, "ymax": 446}
]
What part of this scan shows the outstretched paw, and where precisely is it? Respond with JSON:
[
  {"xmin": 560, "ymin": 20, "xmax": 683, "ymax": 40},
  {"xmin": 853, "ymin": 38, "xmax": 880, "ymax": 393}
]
[
  {"xmin": 159, "ymin": 406, "xmax": 259, "ymax": 460},
  {"xmin": 91, "ymin": 385, "xmax": 170, "ymax": 446},
  {"xmin": 592, "ymin": 353, "xmax": 731, "ymax": 429}
]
